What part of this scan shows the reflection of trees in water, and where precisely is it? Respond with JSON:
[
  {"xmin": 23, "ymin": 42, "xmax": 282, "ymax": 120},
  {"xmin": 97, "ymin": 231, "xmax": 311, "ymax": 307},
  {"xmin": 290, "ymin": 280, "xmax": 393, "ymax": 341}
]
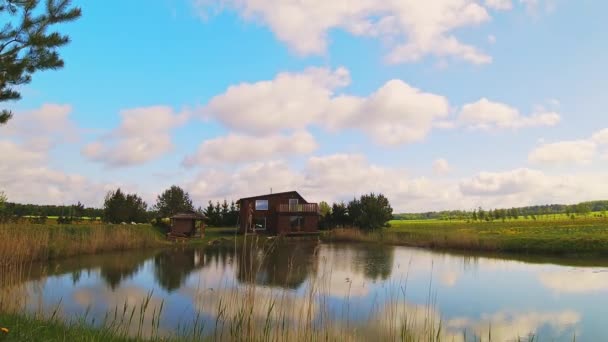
[
  {"xmin": 236, "ymin": 239, "xmax": 320, "ymax": 289},
  {"xmin": 98, "ymin": 255, "xmax": 148, "ymax": 290},
  {"xmin": 2, "ymin": 251, "xmax": 157, "ymax": 290},
  {"xmin": 323, "ymin": 244, "xmax": 395, "ymax": 281},
  {"xmin": 153, "ymin": 248, "xmax": 206, "ymax": 292}
]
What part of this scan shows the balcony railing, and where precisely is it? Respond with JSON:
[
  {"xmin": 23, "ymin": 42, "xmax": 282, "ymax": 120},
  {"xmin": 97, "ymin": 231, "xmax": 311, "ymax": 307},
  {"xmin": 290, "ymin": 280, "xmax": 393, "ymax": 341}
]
[{"xmin": 276, "ymin": 203, "xmax": 319, "ymax": 213}]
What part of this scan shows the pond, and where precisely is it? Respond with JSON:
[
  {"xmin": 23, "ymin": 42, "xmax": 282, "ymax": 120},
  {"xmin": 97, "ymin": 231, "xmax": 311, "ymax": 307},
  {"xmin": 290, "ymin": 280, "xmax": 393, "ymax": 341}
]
[{"xmin": 3, "ymin": 239, "xmax": 608, "ymax": 341}]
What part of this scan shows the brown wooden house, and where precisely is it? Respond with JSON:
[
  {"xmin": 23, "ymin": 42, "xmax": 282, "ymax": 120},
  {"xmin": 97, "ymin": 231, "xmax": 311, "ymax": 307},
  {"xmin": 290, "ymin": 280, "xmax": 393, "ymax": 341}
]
[
  {"xmin": 237, "ymin": 191, "xmax": 319, "ymax": 235},
  {"xmin": 169, "ymin": 211, "xmax": 206, "ymax": 238}
]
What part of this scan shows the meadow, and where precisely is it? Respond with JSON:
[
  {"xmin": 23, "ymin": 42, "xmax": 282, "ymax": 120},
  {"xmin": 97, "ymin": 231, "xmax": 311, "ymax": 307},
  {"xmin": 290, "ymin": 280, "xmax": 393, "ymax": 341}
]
[{"xmin": 326, "ymin": 214, "xmax": 608, "ymax": 255}]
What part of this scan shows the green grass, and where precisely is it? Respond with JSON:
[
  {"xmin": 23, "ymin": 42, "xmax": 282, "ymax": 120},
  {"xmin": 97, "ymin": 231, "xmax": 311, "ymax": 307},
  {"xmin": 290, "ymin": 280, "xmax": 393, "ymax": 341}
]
[
  {"xmin": 325, "ymin": 215, "xmax": 608, "ymax": 255},
  {"xmin": 0, "ymin": 313, "xmax": 141, "ymax": 342}
]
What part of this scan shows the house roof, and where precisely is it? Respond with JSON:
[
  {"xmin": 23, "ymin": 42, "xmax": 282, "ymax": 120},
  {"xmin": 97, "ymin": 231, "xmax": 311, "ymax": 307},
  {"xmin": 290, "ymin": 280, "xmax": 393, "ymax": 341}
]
[
  {"xmin": 170, "ymin": 211, "xmax": 206, "ymax": 220},
  {"xmin": 237, "ymin": 191, "xmax": 305, "ymax": 203}
]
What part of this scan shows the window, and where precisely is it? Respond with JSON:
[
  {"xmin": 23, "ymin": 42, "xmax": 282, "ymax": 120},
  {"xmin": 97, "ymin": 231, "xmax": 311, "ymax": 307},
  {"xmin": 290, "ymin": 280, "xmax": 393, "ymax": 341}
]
[
  {"xmin": 254, "ymin": 217, "xmax": 266, "ymax": 230},
  {"xmin": 255, "ymin": 200, "xmax": 269, "ymax": 210},
  {"xmin": 290, "ymin": 216, "xmax": 303, "ymax": 230},
  {"xmin": 289, "ymin": 198, "xmax": 299, "ymax": 211}
]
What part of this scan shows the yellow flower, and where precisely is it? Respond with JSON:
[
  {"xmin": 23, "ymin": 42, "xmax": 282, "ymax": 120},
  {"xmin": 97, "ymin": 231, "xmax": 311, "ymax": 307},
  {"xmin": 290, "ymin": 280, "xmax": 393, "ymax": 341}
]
[{"xmin": 0, "ymin": 327, "xmax": 8, "ymax": 333}]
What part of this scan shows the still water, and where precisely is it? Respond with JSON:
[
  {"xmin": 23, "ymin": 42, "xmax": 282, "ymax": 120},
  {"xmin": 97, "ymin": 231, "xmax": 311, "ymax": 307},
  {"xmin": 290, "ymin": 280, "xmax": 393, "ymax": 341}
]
[{"xmin": 4, "ymin": 240, "xmax": 608, "ymax": 340}]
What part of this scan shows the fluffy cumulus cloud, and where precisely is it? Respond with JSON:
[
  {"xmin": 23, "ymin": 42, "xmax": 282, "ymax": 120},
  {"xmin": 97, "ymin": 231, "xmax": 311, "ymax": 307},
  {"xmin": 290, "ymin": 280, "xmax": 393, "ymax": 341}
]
[
  {"xmin": 528, "ymin": 140, "xmax": 597, "ymax": 165},
  {"xmin": 326, "ymin": 80, "xmax": 450, "ymax": 145},
  {"xmin": 203, "ymin": 67, "xmax": 350, "ymax": 134},
  {"xmin": 0, "ymin": 105, "xmax": 122, "ymax": 206},
  {"xmin": 203, "ymin": 67, "xmax": 449, "ymax": 146},
  {"xmin": 182, "ymin": 131, "xmax": 317, "ymax": 166},
  {"xmin": 83, "ymin": 106, "xmax": 190, "ymax": 167},
  {"xmin": 459, "ymin": 98, "xmax": 560, "ymax": 130},
  {"xmin": 1, "ymin": 103, "xmax": 79, "ymax": 149},
  {"xmin": 459, "ymin": 168, "xmax": 608, "ymax": 208},
  {"xmin": 195, "ymin": 0, "xmax": 507, "ymax": 64},
  {"xmin": 528, "ymin": 128, "xmax": 608, "ymax": 165}
]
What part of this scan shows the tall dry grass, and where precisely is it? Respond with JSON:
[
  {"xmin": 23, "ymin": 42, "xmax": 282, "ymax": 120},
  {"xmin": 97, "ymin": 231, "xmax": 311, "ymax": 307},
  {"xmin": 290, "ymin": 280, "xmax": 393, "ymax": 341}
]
[{"xmin": 0, "ymin": 223, "xmax": 166, "ymax": 277}]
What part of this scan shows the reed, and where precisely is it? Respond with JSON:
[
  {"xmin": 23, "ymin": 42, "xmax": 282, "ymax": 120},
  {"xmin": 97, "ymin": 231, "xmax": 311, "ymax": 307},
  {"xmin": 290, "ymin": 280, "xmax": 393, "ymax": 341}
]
[{"xmin": 0, "ymin": 223, "xmax": 167, "ymax": 274}]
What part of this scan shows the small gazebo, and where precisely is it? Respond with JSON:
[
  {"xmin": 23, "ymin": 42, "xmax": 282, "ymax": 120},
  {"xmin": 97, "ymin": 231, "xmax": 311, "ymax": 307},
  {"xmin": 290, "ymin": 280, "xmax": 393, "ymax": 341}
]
[{"xmin": 169, "ymin": 211, "xmax": 206, "ymax": 239}]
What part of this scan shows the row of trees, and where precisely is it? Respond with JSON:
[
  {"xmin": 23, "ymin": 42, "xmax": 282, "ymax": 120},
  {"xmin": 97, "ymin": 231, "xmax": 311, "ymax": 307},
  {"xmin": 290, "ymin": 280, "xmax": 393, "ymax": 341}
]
[
  {"xmin": 102, "ymin": 185, "xmax": 239, "ymax": 226},
  {"xmin": 201, "ymin": 200, "xmax": 239, "ymax": 227},
  {"xmin": 394, "ymin": 201, "xmax": 608, "ymax": 222},
  {"xmin": 319, "ymin": 193, "xmax": 393, "ymax": 231}
]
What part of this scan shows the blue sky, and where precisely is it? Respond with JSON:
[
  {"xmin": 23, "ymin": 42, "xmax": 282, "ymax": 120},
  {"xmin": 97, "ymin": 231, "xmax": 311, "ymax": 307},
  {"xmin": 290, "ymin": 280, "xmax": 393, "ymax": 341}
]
[{"xmin": 2, "ymin": 0, "xmax": 608, "ymax": 212}]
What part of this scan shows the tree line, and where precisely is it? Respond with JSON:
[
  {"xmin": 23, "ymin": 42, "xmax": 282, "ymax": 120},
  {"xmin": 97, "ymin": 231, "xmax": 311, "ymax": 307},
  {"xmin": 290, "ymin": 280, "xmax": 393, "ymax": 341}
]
[
  {"xmin": 319, "ymin": 193, "xmax": 393, "ymax": 231},
  {"xmin": 0, "ymin": 186, "xmax": 241, "ymax": 227},
  {"xmin": 102, "ymin": 185, "xmax": 239, "ymax": 227},
  {"xmin": 394, "ymin": 200, "xmax": 608, "ymax": 222}
]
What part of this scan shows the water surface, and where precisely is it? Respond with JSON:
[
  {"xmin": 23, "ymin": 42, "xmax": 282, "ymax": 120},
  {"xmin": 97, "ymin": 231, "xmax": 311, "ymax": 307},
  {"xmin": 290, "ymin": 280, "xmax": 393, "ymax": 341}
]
[{"xmin": 3, "ymin": 240, "xmax": 608, "ymax": 340}]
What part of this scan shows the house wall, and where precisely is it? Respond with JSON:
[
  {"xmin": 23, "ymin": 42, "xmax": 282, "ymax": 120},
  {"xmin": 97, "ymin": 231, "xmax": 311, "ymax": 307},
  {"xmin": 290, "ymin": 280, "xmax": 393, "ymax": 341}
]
[
  {"xmin": 238, "ymin": 192, "xmax": 312, "ymax": 234},
  {"xmin": 171, "ymin": 219, "xmax": 195, "ymax": 236},
  {"xmin": 276, "ymin": 213, "xmax": 319, "ymax": 234}
]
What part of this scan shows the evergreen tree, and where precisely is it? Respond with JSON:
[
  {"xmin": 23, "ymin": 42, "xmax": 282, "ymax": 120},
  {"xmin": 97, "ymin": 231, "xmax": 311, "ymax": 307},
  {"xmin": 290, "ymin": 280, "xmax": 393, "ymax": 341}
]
[
  {"xmin": 220, "ymin": 199, "xmax": 230, "ymax": 226},
  {"xmin": 0, "ymin": 0, "xmax": 81, "ymax": 124}
]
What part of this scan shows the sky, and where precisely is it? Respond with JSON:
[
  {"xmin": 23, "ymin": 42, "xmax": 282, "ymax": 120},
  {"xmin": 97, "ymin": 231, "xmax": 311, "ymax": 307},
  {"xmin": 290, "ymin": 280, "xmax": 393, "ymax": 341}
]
[{"xmin": 2, "ymin": 0, "xmax": 608, "ymax": 212}]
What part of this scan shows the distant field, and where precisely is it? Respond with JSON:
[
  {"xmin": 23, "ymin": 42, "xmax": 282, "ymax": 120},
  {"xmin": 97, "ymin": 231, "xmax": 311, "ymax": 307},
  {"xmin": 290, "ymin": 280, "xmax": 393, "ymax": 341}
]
[{"xmin": 328, "ymin": 215, "xmax": 608, "ymax": 255}]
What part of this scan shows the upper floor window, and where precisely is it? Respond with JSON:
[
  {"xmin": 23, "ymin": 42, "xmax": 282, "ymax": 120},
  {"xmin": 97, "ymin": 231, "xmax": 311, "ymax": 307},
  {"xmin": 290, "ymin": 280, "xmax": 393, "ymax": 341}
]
[{"xmin": 255, "ymin": 200, "xmax": 269, "ymax": 210}]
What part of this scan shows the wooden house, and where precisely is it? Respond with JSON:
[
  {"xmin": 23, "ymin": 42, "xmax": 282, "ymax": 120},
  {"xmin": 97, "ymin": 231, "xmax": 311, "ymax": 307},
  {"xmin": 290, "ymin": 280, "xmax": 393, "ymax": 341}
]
[
  {"xmin": 169, "ymin": 211, "xmax": 206, "ymax": 238},
  {"xmin": 237, "ymin": 191, "xmax": 319, "ymax": 235}
]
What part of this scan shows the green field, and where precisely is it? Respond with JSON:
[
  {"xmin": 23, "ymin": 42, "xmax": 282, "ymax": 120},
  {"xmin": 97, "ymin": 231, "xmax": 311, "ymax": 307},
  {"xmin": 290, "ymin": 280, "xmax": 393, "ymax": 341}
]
[{"xmin": 326, "ymin": 215, "xmax": 608, "ymax": 255}]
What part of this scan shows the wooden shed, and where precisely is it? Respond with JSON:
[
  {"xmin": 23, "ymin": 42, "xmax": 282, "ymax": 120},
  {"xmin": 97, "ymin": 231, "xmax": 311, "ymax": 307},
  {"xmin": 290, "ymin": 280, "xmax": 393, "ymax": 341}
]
[{"xmin": 169, "ymin": 211, "xmax": 206, "ymax": 238}]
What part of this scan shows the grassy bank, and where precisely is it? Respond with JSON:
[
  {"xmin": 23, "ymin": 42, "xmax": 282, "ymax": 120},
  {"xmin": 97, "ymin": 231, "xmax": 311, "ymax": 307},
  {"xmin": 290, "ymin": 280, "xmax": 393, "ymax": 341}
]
[{"xmin": 324, "ymin": 217, "xmax": 608, "ymax": 255}]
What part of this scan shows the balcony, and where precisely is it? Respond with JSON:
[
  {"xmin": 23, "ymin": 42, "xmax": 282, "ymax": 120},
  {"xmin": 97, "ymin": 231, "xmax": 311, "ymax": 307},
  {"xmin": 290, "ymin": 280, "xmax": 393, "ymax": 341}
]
[{"xmin": 276, "ymin": 203, "xmax": 319, "ymax": 213}]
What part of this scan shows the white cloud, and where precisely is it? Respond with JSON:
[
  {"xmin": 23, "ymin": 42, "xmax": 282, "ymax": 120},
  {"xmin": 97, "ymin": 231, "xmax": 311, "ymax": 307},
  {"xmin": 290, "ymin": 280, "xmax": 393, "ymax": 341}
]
[
  {"xmin": 528, "ymin": 140, "xmax": 597, "ymax": 165},
  {"xmin": 203, "ymin": 67, "xmax": 449, "ymax": 146},
  {"xmin": 527, "ymin": 127, "xmax": 608, "ymax": 166},
  {"xmin": 460, "ymin": 168, "xmax": 547, "ymax": 196},
  {"xmin": 591, "ymin": 128, "xmax": 608, "ymax": 145},
  {"xmin": 195, "ymin": 0, "xmax": 501, "ymax": 64},
  {"xmin": 326, "ymin": 80, "xmax": 450, "ymax": 145},
  {"xmin": 1, "ymin": 103, "xmax": 79, "ymax": 149},
  {"xmin": 182, "ymin": 131, "xmax": 317, "ymax": 166},
  {"xmin": 0, "ymin": 140, "xmax": 120, "ymax": 206},
  {"xmin": 433, "ymin": 158, "xmax": 451, "ymax": 175},
  {"xmin": 82, "ymin": 106, "xmax": 189, "ymax": 167},
  {"xmin": 0, "ymin": 104, "xmax": 125, "ymax": 206},
  {"xmin": 204, "ymin": 67, "xmax": 349, "ymax": 134},
  {"xmin": 459, "ymin": 98, "xmax": 560, "ymax": 130},
  {"xmin": 485, "ymin": 0, "xmax": 512, "ymax": 10},
  {"xmin": 459, "ymin": 168, "xmax": 608, "ymax": 208}
]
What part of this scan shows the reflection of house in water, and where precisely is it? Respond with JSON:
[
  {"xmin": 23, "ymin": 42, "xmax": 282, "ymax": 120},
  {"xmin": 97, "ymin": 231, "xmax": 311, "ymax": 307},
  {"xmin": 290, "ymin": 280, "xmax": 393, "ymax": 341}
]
[
  {"xmin": 236, "ymin": 240, "xmax": 320, "ymax": 289},
  {"xmin": 153, "ymin": 248, "xmax": 207, "ymax": 292}
]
